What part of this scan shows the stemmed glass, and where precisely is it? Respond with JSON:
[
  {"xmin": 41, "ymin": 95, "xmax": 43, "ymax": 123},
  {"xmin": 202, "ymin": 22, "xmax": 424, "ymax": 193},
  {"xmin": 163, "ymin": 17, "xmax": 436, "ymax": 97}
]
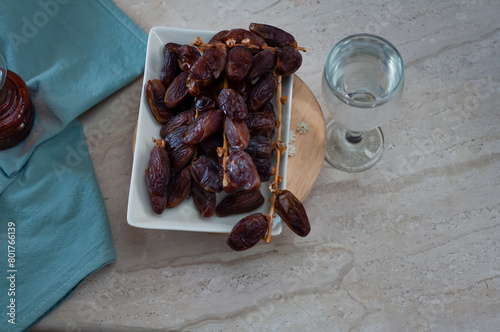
[{"xmin": 322, "ymin": 34, "xmax": 404, "ymax": 172}]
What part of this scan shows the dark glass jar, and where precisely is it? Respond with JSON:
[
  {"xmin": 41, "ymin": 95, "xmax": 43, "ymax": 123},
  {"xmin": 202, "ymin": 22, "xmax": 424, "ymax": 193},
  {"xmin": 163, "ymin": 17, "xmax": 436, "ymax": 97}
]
[{"xmin": 0, "ymin": 54, "xmax": 35, "ymax": 150}]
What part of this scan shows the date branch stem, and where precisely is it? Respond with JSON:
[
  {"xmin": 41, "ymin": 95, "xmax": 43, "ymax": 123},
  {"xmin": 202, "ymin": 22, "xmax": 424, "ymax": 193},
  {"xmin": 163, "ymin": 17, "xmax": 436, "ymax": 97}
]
[{"xmin": 265, "ymin": 74, "xmax": 285, "ymax": 244}]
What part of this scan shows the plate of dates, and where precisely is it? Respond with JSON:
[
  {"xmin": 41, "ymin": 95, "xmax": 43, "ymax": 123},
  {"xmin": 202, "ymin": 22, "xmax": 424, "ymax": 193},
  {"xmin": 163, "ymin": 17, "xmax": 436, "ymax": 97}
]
[{"xmin": 127, "ymin": 25, "xmax": 304, "ymax": 236}]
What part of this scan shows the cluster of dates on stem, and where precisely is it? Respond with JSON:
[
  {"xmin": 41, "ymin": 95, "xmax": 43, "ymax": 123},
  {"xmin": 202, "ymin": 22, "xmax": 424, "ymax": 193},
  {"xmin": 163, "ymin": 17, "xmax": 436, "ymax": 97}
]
[{"xmin": 144, "ymin": 23, "xmax": 310, "ymax": 251}]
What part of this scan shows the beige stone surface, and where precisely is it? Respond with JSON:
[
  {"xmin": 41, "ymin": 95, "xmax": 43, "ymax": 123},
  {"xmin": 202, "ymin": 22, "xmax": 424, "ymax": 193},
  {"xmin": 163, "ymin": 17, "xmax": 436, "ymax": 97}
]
[{"xmin": 32, "ymin": 0, "xmax": 500, "ymax": 331}]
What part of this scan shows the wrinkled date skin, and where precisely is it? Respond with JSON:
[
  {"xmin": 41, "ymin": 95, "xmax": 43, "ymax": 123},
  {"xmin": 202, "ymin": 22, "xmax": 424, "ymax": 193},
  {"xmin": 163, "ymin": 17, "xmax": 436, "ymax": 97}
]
[
  {"xmin": 208, "ymin": 30, "xmax": 230, "ymax": 44},
  {"xmin": 276, "ymin": 46, "xmax": 303, "ymax": 76},
  {"xmin": 191, "ymin": 181, "xmax": 216, "ymax": 218},
  {"xmin": 185, "ymin": 75, "xmax": 206, "ymax": 97},
  {"xmin": 249, "ymin": 23, "xmax": 297, "ymax": 48},
  {"xmin": 248, "ymin": 71, "xmax": 278, "ymax": 112},
  {"xmin": 176, "ymin": 45, "xmax": 201, "ymax": 72},
  {"xmin": 218, "ymin": 155, "xmax": 240, "ymax": 194},
  {"xmin": 145, "ymin": 146, "xmax": 171, "ymax": 214},
  {"xmin": 182, "ymin": 109, "xmax": 222, "ymax": 145},
  {"xmin": 163, "ymin": 124, "xmax": 189, "ymax": 152},
  {"xmin": 226, "ymin": 213, "xmax": 269, "ymax": 251},
  {"xmin": 216, "ymin": 189, "xmax": 265, "ymax": 217},
  {"xmin": 275, "ymin": 190, "xmax": 311, "ymax": 237},
  {"xmin": 164, "ymin": 72, "xmax": 190, "ymax": 108},
  {"xmin": 146, "ymin": 145, "xmax": 170, "ymax": 194},
  {"xmin": 190, "ymin": 155, "xmax": 223, "ymax": 193},
  {"xmin": 194, "ymin": 95, "xmax": 218, "ymax": 112},
  {"xmin": 145, "ymin": 79, "xmax": 173, "ymax": 124},
  {"xmin": 169, "ymin": 143, "xmax": 195, "ymax": 176},
  {"xmin": 226, "ymin": 29, "xmax": 265, "ymax": 49},
  {"xmin": 165, "ymin": 166, "xmax": 191, "ymax": 208},
  {"xmin": 218, "ymin": 88, "xmax": 248, "ymax": 120},
  {"xmin": 145, "ymin": 176, "xmax": 166, "ymax": 215},
  {"xmin": 247, "ymin": 49, "xmax": 276, "ymax": 82},
  {"xmin": 160, "ymin": 110, "xmax": 195, "ymax": 139},
  {"xmin": 228, "ymin": 79, "xmax": 253, "ymax": 101},
  {"xmin": 225, "ymin": 117, "xmax": 250, "ymax": 150},
  {"xmin": 245, "ymin": 135, "xmax": 273, "ymax": 159},
  {"xmin": 226, "ymin": 45, "xmax": 253, "ymax": 82},
  {"xmin": 244, "ymin": 112, "xmax": 277, "ymax": 138},
  {"xmin": 252, "ymin": 157, "xmax": 272, "ymax": 182},
  {"xmin": 160, "ymin": 43, "xmax": 180, "ymax": 88},
  {"xmin": 190, "ymin": 46, "xmax": 226, "ymax": 81},
  {"xmin": 226, "ymin": 149, "xmax": 261, "ymax": 191}
]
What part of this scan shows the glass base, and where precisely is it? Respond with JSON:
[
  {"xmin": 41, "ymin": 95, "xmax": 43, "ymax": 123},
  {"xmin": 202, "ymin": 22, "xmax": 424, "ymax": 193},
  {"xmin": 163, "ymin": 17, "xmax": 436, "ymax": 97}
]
[{"xmin": 325, "ymin": 120, "xmax": 384, "ymax": 172}]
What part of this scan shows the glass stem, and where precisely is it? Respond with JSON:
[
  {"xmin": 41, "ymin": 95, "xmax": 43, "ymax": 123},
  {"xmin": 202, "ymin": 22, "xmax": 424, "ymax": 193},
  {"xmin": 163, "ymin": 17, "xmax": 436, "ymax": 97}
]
[{"xmin": 345, "ymin": 130, "xmax": 363, "ymax": 144}]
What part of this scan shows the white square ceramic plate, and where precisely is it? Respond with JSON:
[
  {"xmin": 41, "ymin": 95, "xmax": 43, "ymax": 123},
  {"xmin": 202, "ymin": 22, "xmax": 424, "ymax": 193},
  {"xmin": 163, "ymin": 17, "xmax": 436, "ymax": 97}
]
[{"xmin": 127, "ymin": 26, "xmax": 292, "ymax": 234}]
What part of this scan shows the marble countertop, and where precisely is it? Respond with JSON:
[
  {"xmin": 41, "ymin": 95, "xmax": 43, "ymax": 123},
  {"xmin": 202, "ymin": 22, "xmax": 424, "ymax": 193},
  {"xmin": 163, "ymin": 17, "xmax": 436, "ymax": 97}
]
[{"xmin": 32, "ymin": 0, "xmax": 500, "ymax": 331}]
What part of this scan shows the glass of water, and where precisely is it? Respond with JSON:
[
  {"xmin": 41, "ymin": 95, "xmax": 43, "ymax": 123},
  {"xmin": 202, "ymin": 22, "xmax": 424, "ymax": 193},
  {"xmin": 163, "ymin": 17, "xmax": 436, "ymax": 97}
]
[{"xmin": 322, "ymin": 34, "xmax": 404, "ymax": 172}]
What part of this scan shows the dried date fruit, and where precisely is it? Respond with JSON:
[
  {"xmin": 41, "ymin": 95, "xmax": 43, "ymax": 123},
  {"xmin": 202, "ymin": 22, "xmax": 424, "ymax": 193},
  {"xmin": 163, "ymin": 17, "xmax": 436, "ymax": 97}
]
[
  {"xmin": 216, "ymin": 189, "xmax": 265, "ymax": 217},
  {"xmin": 218, "ymin": 88, "xmax": 248, "ymax": 120},
  {"xmin": 175, "ymin": 96, "xmax": 195, "ymax": 113},
  {"xmin": 164, "ymin": 42, "xmax": 180, "ymax": 53},
  {"xmin": 247, "ymin": 49, "xmax": 276, "ymax": 81},
  {"xmin": 244, "ymin": 112, "xmax": 277, "ymax": 138},
  {"xmin": 190, "ymin": 46, "xmax": 227, "ymax": 81},
  {"xmin": 226, "ymin": 29, "xmax": 265, "ymax": 49},
  {"xmin": 209, "ymin": 30, "xmax": 230, "ymax": 44},
  {"xmin": 194, "ymin": 94, "xmax": 218, "ymax": 112},
  {"xmin": 226, "ymin": 149, "xmax": 261, "ymax": 191},
  {"xmin": 248, "ymin": 23, "xmax": 297, "ymax": 48},
  {"xmin": 248, "ymin": 71, "xmax": 278, "ymax": 112},
  {"xmin": 165, "ymin": 166, "xmax": 191, "ymax": 208},
  {"xmin": 145, "ymin": 145, "xmax": 170, "ymax": 194},
  {"xmin": 186, "ymin": 75, "xmax": 207, "ymax": 97},
  {"xmin": 177, "ymin": 45, "xmax": 201, "ymax": 72},
  {"xmin": 198, "ymin": 135, "xmax": 223, "ymax": 162},
  {"xmin": 145, "ymin": 184, "xmax": 166, "ymax": 215},
  {"xmin": 164, "ymin": 124, "xmax": 189, "ymax": 152},
  {"xmin": 276, "ymin": 46, "xmax": 302, "ymax": 76},
  {"xmin": 217, "ymin": 155, "xmax": 240, "ymax": 194},
  {"xmin": 245, "ymin": 135, "xmax": 273, "ymax": 159},
  {"xmin": 190, "ymin": 155, "xmax": 223, "ymax": 193},
  {"xmin": 160, "ymin": 43, "xmax": 180, "ymax": 87},
  {"xmin": 182, "ymin": 109, "xmax": 222, "ymax": 145},
  {"xmin": 252, "ymin": 157, "xmax": 272, "ymax": 182},
  {"xmin": 165, "ymin": 72, "xmax": 190, "ymax": 108},
  {"xmin": 145, "ymin": 145, "xmax": 170, "ymax": 214},
  {"xmin": 260, "ymin": 102, "xmax": 274, "ymax": 114},
  {"xmin": 225, "ymin": 117, "xmax": 250, "ymax": 150},
  {"xmin": 191, "ymin": 180, "xmax": 216, "ymax": 218},
  {"xmin": 169, "ymin": 143, "xmax": 195, "ymax": 176},
  {"xmin": 226, "ymin": 213, "xmax": 268, "ymax": 251},
  {"xmin": 160, "ymin": 110, "xmax": 195, "ymax": 139},
  {"xmin": 226, "ymin": 45, "xmax": 253, "ymax": 82},
  {"xmin": 145, "ymin": 79, "xmax": 173, "ymax": 124},
  {"xmin": 275, "ymin": 190, "xmax": 310, "ymax": 237},
  {"xmin": 228, "ymin": 79, "xmax": 253, "ymax": 101},
  {"xmin": 223, "ymin": 173, "xmax": 239, "ymax": 194}
]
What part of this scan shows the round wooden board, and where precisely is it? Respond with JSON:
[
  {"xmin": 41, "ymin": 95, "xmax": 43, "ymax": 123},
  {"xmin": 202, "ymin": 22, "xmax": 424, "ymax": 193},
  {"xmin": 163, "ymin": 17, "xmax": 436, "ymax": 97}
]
[
  {"xmin": 286, "ymin": 75, "xmax": 326, "ymax": 201},
  {"xmin": 133, "ymin": 74, "xmax": 326, "ymax": 201}
]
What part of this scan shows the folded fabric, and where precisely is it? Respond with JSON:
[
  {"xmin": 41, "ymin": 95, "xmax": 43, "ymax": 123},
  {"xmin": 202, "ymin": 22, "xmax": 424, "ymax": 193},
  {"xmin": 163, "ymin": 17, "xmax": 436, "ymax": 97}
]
[{"xmin": 0, "ymin": 1, "xmax": 147, "ymax": 331}]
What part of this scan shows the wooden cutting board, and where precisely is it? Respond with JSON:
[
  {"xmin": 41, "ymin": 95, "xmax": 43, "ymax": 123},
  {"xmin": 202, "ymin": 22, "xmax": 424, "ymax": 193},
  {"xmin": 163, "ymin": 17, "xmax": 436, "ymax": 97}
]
[
  {"xmin": 133, "ymin": 74, "xmax": 326, "ymax": 201},
  {"xmin": 285, "ymin": 75, "xmax": 326, "ymax": 201}
]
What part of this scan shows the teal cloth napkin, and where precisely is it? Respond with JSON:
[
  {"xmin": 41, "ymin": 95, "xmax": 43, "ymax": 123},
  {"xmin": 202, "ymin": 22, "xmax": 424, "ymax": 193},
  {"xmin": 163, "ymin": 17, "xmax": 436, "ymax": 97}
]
[{"xmin": 0, "ymin": 1, "xmax": 147, "ymax": 331}]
